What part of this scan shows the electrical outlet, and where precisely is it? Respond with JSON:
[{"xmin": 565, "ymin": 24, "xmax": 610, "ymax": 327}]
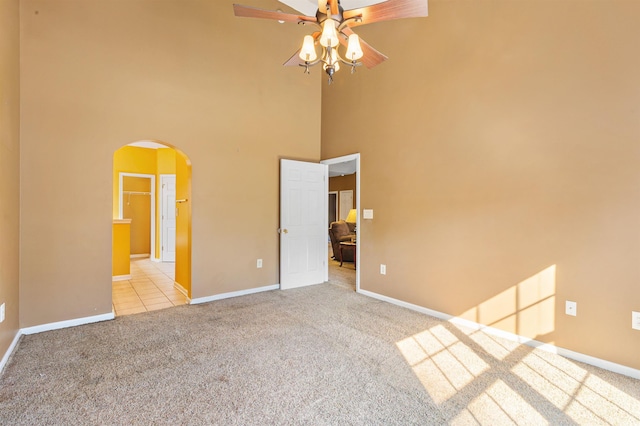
[
  {"xmin": 565, "ymin": 300, "xmax": 577, "ymax": 316},
  {"xmin": 0, "ymin": 303, "xmax": 5, "ymax": 323},
  {"xmin": 380, "ymin": 264, "xmax": 386, "ymax": 275},
  {"xmin": 257, "ymin": 259, "xmax": 263, "ymax": 268},
  {"xmin": 632, "ymin": 311, "xmax": 640, "ymax": 331}
]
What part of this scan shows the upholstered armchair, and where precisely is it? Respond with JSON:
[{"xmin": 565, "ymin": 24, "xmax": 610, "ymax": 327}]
[{"xmin": 329, "ymin": 220, "xmax": 355, "ymax": 262}]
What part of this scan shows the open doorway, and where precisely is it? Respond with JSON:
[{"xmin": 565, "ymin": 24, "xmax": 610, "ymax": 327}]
[
  {"xmin": 120, "ymin": 173, "xmax": 155, "ymax": 259},
  {"xmin": 111, "ymin": 141, "xmax": 192, "ymax": 316},
  {"xmin": 329, "ymin": 191, "xmax": 338, "ymax": 226},
  {"xmin": 321, "ymin": 154, "xmax": 360, "ymax": 292}
]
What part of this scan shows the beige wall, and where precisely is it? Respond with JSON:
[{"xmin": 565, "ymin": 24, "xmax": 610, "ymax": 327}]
[
  {"xmin": 11, "ymin": 0, "xmax": 639, "ymax": 374},
  {"xmin": 322, "ymin": 0, "xmax": 640, "ymax": 370},
  {"xmin": 0, "ymin": 0, "xmax": 20, "ymax": 360},
  {"xmin": 19, "ymin": 0, "xmax": 321, "ymax": 326}
]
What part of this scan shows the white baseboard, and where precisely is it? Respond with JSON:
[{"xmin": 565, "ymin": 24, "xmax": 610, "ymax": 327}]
[
  {"xmin": 21, "ymin": 312, "xmax": 115, "ymax": 336},
  {"xmin": 112, "ymin": 274, "xmax": 131, "ymax": 281},
  {"xmin": 358, "ymin": 289, "xmax": 640, "ymax": 380},
  {"xmin": 0, "ymin": 331, "xmax": 22, "ymax": 374},
  {"xmin": 1, "ymin": 312, "xmax": 116, "ymax": 373},
  {"xmin": 190, "ymin": 284, "xmax": 279, "ymax": 305}
]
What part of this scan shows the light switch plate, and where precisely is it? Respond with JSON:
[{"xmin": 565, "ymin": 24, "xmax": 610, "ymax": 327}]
[
  {"xmin": 632, "ymin": 311, "xmax": 640, "ymax": 330},
  {"xmin": 363, "ymin": 209, "xmax": 374, "ymax": 219}
]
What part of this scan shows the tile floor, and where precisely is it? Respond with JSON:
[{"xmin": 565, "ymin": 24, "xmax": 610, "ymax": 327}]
[{"xmin": 112, "ymin": 258, "xmax": 188, "ymax": 316}]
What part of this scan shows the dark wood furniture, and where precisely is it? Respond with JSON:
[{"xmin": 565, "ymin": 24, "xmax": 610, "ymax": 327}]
[{"xmin": 339, "ymin": 242, "xmax": 356, "ymax": 269}]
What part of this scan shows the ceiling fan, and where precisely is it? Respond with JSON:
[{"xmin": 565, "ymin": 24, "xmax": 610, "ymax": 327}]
[{"xmin": 233, "ymin": 0, "xmax": 428, "ymax": 83}]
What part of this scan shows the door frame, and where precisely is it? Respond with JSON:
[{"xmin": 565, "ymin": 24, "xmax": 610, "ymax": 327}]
[
  {"xmin": 119, "ymin": 172, "xmax": 156, "ymax": 260},
  {"xmin": 328, "ymin": 190, "xmax": 338, "ymax": 228},
  {"xmin": 321, "ymin": 153, "xmax": 361, "ymax": 292},
  {"xmin": 159, "ymin": 173, "xmax": 176, "ymax": 262}
]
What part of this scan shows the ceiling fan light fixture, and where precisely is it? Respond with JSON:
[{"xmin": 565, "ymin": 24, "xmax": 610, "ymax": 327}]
[
  {"xmin": 323, "ymin": 48, "xmax": 340, "ymax": 71},
  {"xmin": 345, "ymin": 33, "xmax": 363, "ymax": 61},
  {"xmin": 299, "ymin": 35, "xmax": 318, "ymax": 62},
  {"xmin": 319, "ymin": 18, "xmax": 339, "ymax": 48},
  {"xmin": 233, "ymin": 0, "xmax": 429, "ymax": 84}
]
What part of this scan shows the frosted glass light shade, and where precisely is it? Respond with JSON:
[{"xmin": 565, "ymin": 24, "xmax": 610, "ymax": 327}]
[
  {"xmin": 323, "ymin": 48, "xmax": 340, "ymax": 71},
  {"xmin": 345, "ymin": 34, "xmax": 363, "ymax": 61},
  {"xmin": 299, "ymin": 35, "xmax": 317, "ymax": 62},
  {"xmin": 319, "ymin": 19, "xmax": 339, "ymax": 47}
]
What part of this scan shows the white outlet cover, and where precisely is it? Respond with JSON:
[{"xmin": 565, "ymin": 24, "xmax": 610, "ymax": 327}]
[
  {"xmin": 380, "ymin": 264, "xmax": 386, "ymax": 275},
  {"xmin": 565, "ymin": 301, "xmax": 577, "ymax": 316},
  {"xmin": 257, "ymin": 259, "xmax": 263, "ymax": 268},
  {"xmin": 0, "ymin": 303, "xmax": 5, "ymax": 323}
]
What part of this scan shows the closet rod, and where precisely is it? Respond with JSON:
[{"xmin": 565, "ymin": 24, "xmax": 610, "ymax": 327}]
[{"xmin": 123, "ymin": 191, "xmax": 151, "ymax": 195}]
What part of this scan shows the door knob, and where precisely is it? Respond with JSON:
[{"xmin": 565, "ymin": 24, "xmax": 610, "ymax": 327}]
[{"xmin": 283, "ymin": 229, "xmax": 288, "ymax": 234}]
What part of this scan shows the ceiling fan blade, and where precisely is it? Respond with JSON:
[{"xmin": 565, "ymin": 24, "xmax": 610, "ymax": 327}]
[
  {"xmin": 343, "ymin": 0, "xmax": 428, "ymax": 27},
  {"xmin": 328, "ymin": 0, "xmax": 340, "ymax": 16},
  {"xmin": 341, "ymin": 27, "xmax": 388, "ymax": 69},
  {"xmin": 284, "ymin": 49, "xmax": 305, "ymax": 67},
  {"xmin": 233, "ymin": 4, "xmax": 317, "ymax": 23}
]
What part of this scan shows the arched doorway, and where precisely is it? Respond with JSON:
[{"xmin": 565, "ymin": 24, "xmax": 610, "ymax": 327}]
[{"xmin": 111, "ymin": 140, "xmax": 192, "ymax": 316}]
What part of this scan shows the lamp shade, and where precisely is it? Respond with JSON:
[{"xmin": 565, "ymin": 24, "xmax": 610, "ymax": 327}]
[
  {"xmin": 319, "ymin": 18, "xmax": 339, "ymax": 47},
  {"xmin": 345, "ymin": 34, "xmax": 363, "ymax": 61},
  {"xmin": 345, "ymin": 209, "xmax": 357, "ymax": 223},
  {"xmin": 299, "ymin": 35, "xmax": 317, "ymax": 62}
]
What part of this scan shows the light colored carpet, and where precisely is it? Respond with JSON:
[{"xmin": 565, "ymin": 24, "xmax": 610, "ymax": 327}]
[
  {"xmin": 1, "ymin": 283, "xmax": 639, "ymax": 425},
  {"xmin": 328, "ymin": 253, "xmax": 356, "ymax": 291}
]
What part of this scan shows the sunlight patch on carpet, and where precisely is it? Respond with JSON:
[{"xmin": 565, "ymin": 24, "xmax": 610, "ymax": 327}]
[{"xmin": 396, "ymin": 325, "xmax": 489, "ymax": 404}]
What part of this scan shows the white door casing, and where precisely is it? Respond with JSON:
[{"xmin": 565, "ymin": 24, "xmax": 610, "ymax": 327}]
[
  {"xmin": 328, "ymin": 191, "xmax": 338, "ymax": 225},
  {"xmin": 280, "ymin": 159, "xmax": 328, "ymax": 289},
  {"xmin": 160, "ymin": 174, "xmax": 176, "ymax": 262},
  {"xmin": 321, "ymin": 153, "xmax": 361, "ymax": 293}
]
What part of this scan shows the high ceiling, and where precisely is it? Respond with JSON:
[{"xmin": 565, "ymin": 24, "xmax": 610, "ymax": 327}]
[{"xmin": 278, "ymin": 0, "xmax": 387, "ymax": 17}]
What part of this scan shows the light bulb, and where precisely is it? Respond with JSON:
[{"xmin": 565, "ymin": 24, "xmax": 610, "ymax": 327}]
[
  {"xmin": 319, "ymin": 19, "xmax": 339, "ymax": 48},
  {"xmin": 345, "ymin": 34, "xmax": 363, "ymax": 61},
  {"xmin": 298, "ymin": 35, "xmax": 317, "ymax": 62},
  {"xmin": 323, "ymin": 49, "xmax": 340, "ymax": 72}
]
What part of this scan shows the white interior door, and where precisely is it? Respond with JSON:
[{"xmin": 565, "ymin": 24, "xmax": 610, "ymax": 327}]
[
  {"xmin": 280, "ymin": 159, "xmax": 328, "ymax": 289},
  {"xmin": 160, "ymin": 174, "xmax": 176, "ymax": 262}
]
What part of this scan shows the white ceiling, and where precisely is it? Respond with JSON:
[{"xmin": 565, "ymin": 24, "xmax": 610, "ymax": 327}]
[
  {"xmin": 328, "ymin": 159, "xmax": 357, "ymax": 177},
  {"xmin": 279, "ymin": 0, "xmax": 387, "ymax": 17},
  {"xmin": 128, "ymin": 141, "xmax": 168, "ymax": 149}
]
